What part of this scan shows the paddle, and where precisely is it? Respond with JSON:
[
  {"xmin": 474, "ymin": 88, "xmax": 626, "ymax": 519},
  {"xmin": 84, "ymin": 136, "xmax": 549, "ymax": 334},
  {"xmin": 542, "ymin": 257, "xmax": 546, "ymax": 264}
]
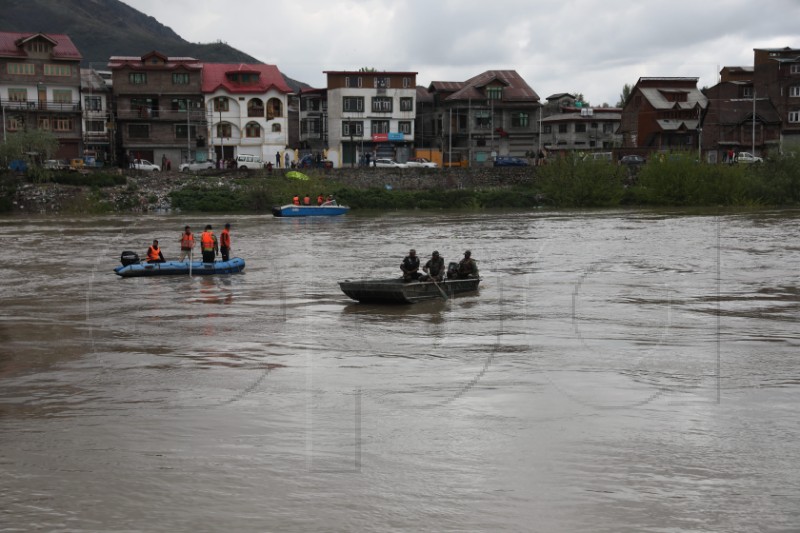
[{"xmin": 428, "ymin": 261, "xmax": 448, "ymax": 300}]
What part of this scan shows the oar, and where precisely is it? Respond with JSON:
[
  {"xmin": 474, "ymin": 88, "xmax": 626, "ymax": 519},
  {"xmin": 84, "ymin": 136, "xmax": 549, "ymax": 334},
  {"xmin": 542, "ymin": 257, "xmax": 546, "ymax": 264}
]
[
  {"xmin": 189, "ymin": 248, "xmax": 193, "ymax": 277},
  {"xmin": 430, "ymin": 270, "xmax": 448, "ymax": 300}
]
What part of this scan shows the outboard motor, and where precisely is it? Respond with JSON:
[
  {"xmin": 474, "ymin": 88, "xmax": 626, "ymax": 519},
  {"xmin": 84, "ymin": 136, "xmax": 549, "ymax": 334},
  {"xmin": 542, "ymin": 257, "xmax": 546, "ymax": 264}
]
[
  {"xmin": 120, "ymin": 250, "xmax": 140, "ymax": 266},
  {"xmin": 446, "ymin": 261, "xmax": 458, "ymax": 279}
]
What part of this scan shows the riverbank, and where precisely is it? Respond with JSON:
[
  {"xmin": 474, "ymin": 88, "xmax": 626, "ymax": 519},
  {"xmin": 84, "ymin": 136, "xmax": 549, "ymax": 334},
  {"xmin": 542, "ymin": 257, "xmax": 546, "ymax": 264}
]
[{"xmin": 3, "ymin": 154, "xmax": 800, "ymax": 214}]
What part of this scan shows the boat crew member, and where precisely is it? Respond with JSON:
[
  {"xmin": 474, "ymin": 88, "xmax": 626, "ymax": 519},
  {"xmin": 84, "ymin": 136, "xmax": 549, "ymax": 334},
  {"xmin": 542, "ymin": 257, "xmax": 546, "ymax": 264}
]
[
  {"xmin": 178, "ymin": 225, "xmax": 195, "ymax": 262},
  {"xmin": 422, "ymin": 251, "xmax": 445, "ymax": 281},
  {"xmin": 220, "ymin": 223, "xmax": 232, "ymax": 262},
  {"xmin": 401, "ymin": 249, "xmax": 421, "ymax": 282},
  {"xmin": 317, "ymin": 194, "xmax": 325, "ymax": 206},
  {"xmin": 456, "ymin": 250, "xmax": 479, "ymax": 279},
  {"xmin": 200, "ymin": 225, "xmax": 218, "ymax": 263},
  {"xmin": 303, "ymin": 194, "xmax": 311, "ymax": 205},
  {"xmin": 146, "ymin": 239, "xmax": 165, "ymax": 263},
  {"xmin": 293, "ymin": 194, "xmax": 301, "ymax": 206}
]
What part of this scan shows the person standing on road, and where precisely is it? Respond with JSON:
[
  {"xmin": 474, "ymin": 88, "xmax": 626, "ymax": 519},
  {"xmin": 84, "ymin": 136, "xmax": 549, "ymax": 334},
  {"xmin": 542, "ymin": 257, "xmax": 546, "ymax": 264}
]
[
  {"xmin": 276, "ymin": 151, "xmax": 281, "ymax": 168},
  {"xmin": 220, "ymin": 223, "xmax": 232, "ymax": 262}
]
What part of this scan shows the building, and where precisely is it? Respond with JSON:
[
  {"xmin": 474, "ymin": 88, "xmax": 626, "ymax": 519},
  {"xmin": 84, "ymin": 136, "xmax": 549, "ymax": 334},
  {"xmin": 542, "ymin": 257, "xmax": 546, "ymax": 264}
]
[
  {"xmin": 540, "ymin": 93, "xmax": 621, "ymax": 153},
  {"xmin": 80, "ymin": 68, "xmax": 113, "ymax": 164},
  {"xmin": 298, "ymin": 87, "xmax": 328, "ymax": 154},
  {"xmin": 108, "ymin": 51, "xmax": 205, "ymax": 168},
  {"xmin": 424, "ymin": 70, "xmax": 541, "ymax": 166},
  {"xmin": 325, "ymin": 70, "xmax": 417, "ymax": 167},
  {"xmin": 202, "ymin": 63, "xmax": 292, "ymax": 166},
  {"xmin": 0, "ymin": 31, "xmax": 83, "ymax": 159},
  {"xmin": 753, "ymin": 47, "xmax": 800, "ymax": 148},
  {"xmin": 618, "ymin": 77, "xmax": 708, "ymax": 153}
]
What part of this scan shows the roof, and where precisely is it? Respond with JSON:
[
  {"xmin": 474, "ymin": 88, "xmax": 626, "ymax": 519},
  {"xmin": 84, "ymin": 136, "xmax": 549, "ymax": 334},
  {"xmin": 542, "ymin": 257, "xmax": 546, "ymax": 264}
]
[
  {"xmin": 714, "ymin": 98, "xmax": 781, "ymax": 125},
  {"xmin": 656, "ymin": 119, "xmax": 700, "ymax": 131},
  {"xmin": 428, "ymin": 81, "xmax": 466, "ymax": 93},
  {"xmin": 201, "ymin": 63, "xmax": 292, "ymax": 94},
  {"xmin": 80, "ymin": 68, "xmax": 110, "ymax": 92},
  {"xmin": 639, "ymin": 87, "xmax": 708, "ymax": 110},
  {"xmin": 323, "ymin": 70, "xmax": 417, "ymax": 76},
  {"xmin": 446, "ymin": 70, "xmax": 539, "ymax": 103},
  {"xmin": 0, "ymin": 31, "xmax": 82, "ymax": 60},
  {"xmin": 546, "ymin": 93, "xmax": 576, "ymax": 101},
  {"xmin": 108, "ymin": 51, "xmax": 202, "ymax": 71},
  {"xmin": 542, "ymin": 111, "xmax": 621, "ymax": 123},
  {"xmin": 416, "ymin": 86, "xmax": 434, "ymax": 104}
]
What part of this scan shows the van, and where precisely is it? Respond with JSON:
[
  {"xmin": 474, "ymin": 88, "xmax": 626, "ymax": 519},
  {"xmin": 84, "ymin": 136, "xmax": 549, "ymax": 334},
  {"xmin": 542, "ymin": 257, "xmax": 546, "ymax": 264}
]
[{"xmin": 235, "ymin": 154, "xmax": 264, "ymax": 170}]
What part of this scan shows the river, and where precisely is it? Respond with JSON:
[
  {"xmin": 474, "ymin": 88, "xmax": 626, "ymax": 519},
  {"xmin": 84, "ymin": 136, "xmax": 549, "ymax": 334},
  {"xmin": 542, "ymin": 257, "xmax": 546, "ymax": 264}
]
[{"xmin": 1, "ymin": 209, "xmax": 799, "ymax": 532}]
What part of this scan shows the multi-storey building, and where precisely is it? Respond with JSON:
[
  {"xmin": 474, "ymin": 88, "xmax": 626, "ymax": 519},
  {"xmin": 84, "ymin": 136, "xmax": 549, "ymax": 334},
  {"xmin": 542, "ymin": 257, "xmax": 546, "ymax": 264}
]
[
  {"xmin": 753, "ymin": 47, "xmax": 800, "ymax": 148},
  {"xmin": 0, "ymin": 32, "xmax": 83, "ymax": 159},
  {"xmin": 298, "ymin": 87, "xmax": 328, "ymax": 154},
  {"xmin": 108, "ymin": 51, "xmax": 205, "ymax": 168},
  {"xmin": 203, "ymin": 63, "xmax": 292, "ymax": 165},
  {"xmin": 619, "ymin": 77, "xmax": 708, "ymax": 152},
  {"xmin": 80, "ymin": 68, "xmax": 113, "ymax": 164},
  {"xmin": 325, "ymin": 70, "xmax": 417, "ymax": 167},
  {"xmin": 424, "ymin": 70, "xmax": 541, "ymax": 165},
  {"xmin": 540, "ymin": 93, "xmax": 621, "ymax": 153}
]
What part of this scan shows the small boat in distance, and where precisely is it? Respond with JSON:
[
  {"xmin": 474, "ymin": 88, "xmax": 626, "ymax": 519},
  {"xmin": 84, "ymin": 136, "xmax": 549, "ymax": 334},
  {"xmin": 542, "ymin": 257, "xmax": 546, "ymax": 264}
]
[
  {"xmin": 339, "ymin": 277, "xmax": 480, "ymax": 304},
  {"xmin": 272, "ymin": 203, "xmax": 350, "ymax": 217}
]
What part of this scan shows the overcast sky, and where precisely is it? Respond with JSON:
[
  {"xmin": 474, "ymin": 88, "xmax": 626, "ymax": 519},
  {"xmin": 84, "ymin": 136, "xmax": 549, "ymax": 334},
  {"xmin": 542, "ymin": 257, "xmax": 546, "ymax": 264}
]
[{"xmin": 123, "ymin": 0, "xmax": 799, "ymax": 106}]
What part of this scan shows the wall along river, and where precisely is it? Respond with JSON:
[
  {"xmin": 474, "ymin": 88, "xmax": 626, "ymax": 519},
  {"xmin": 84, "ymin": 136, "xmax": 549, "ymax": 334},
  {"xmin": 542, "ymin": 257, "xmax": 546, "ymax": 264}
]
[{"xmin": 1, "ymin": 209, "xmax": 799, "ymax": 532}]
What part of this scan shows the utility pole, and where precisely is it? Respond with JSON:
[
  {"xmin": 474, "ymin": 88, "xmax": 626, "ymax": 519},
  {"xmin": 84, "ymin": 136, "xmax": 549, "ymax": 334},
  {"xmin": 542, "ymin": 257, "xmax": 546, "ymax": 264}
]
[{"xmin": 752, "ymin": 89, "xmax": 756, "ymax": 155}]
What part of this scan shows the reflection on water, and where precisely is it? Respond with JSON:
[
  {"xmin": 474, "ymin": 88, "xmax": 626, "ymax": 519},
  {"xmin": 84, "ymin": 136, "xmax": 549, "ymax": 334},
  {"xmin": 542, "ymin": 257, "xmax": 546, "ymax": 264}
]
[{"xmin": 0, "ymin": 209, "xmax": 799, "ymax": 532}]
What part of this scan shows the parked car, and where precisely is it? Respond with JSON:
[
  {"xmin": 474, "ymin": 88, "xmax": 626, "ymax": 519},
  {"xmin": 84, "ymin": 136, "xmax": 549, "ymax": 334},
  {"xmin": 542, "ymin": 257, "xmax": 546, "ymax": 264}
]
[
  {"xmin": 619, "ymin": 155, "xmax": 646, "ymax": 166},
  {"xmin": 735, "ymin": 152, "xmax": 763, "ymax": 164},
  {"xmin": 405, "ymin": 157, "xmax": 438, "ymax": 168},
  {"xmin": 130, "ymin": 159, "xmax": 160, "ymax": 171},
  {"xmin": 374, "ymin": 158, "xmax": 407, "ymax": 168},
  {"xmin": 583, "ymin": 152, "xmax": 613, "ymax": 162},
  {"xmin": 43, "ymin": 159, "xmax": 69, "ymax": 170},
  {"xmin": 493, "ymin": 156, "xmax": 529, "ymax": 167},
  {"xmin": 297, "ymin": 154, "xmax": 332, "ymax": 169},
  {"xmin": 235, "ymin": 154, "xmax": 264, "ymax": 170},
  {"xmin": 180, "ymin": 160, "xmax": 216, "ymax": 172}
]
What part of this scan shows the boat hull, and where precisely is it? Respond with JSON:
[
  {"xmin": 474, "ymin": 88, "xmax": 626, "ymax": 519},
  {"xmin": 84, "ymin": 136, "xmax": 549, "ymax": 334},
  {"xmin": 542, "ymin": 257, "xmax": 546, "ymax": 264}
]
[
  {"xmin": 272, "ymin": 204, "xmax": 349, "ymax": 217},
  {"xmin": 339, "ymin": 277, "xmax": 480, "ymax": 304},
  {"xmin": 114, "ymin": 257, "xmax": 246, "ymax": 277}
]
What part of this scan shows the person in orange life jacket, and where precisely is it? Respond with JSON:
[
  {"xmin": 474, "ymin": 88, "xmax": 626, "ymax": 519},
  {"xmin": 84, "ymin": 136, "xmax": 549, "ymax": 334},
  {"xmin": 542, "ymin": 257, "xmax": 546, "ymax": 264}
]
[
  {"xmin": 303, "ymin": 194, "xmax": 311, "ymax": 205},
  {"xmin": 292, "ymin": 194, "xmax": 300, "ymax": 206},
  {"xmin": 146, "ymin": 239, "xmax": 165, "ymax": 263},
  {"xmin": 178, "ymin": 225, "xmax": 195, "ymax": 262},
  {"xmin": 317, "ymin": 194, "xmax": 324, "ymax": 206},
  {"xmin": 200, "ymin": 224, "xmax": 218, "ymax": 263},
  {"xmin": 219, "ymin": 223, "xmax": 232, "ymax": 262}
]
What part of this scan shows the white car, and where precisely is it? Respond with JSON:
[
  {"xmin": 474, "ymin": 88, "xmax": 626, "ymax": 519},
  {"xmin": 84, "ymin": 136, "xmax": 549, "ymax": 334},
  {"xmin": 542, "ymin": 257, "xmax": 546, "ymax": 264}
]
[
  {"xmin": 130, "ymin": 159, "xmax": 160, "ymax": 171},
  {"xmin": 180, "ymin": 160, "xmax": 216, "ymax": 172},
  {"xmin": 405, "ymin": 157, "xmax": 438, "ymax": 168},
  {"xmin": 735, "ymin": 152, "xmax": 763, "ymax": 164},
  {"xmin": 235, "ymin": 154, "xmax": 264, "ymax": 170},
  {"xmin": 374, "ymin": 158, "xmax": 407, "ymax": 169}
]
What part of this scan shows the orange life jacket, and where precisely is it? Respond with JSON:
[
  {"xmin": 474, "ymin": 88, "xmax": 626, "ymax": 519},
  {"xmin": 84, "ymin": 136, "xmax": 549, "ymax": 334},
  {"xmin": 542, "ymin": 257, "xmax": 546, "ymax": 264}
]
[
  {"xmin": 303, "ymin": 196, "xmax": 311, "ymax": 205},
  {"xmin": 201, "ymin": 231, "xmax": 215, "ymax": 251},
  {"xmin": 317, "ymin": 195, "xmax": 324, "ymax": 206},
  {"xmin": 220, "ymin": 229, "xmax": 230, "ymax": 248},
  {"xmin": 292, "ymin": 196, "xmax": 300, "ymax": 205},
  {"xmin": 180, "ymin": 232, "xmax": 194, "ymax": 249},
  {"xmin": 147, "ymin": 245, "xmax": 161, "ymax": 262}
]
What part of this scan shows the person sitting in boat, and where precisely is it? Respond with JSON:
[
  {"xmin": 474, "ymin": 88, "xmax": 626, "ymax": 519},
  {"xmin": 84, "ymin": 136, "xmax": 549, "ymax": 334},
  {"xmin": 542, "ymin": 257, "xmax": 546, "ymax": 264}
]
[
  {"xmin": 200, "ymin": 225, "xmax": 218, "ymax": 263},
  {"xmin": 321, "ymin": 195, "xmax": 338, "ymax": 206},
  {"xmin": 317, "ymin": 194, "xmax": 325, "ymax": 206},
  {"xmin": 146, "ymin": 239, "xmax": 165, "ymax": 263},
  {"xmin": 400, "ymin": 249, "xmax": 421, "ymax": 282},
  {"xmin": 422, "ymin": 251, "xmax": 445, "ymax": 282},
  {"xmin": 303, "ymin": 194, "xmax": 312, "ymax": 205},
  {"xmin": 456, "ymin": 250, "xmax": 479, "ymax": 279},
  {"xmin": 292, "ymin": 194, "xmax": 301, "ymax": 206}
]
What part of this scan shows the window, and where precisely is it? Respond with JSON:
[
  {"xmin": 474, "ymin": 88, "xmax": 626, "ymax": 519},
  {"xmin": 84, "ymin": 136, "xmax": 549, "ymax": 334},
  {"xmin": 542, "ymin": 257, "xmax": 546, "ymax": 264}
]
[
  {"xmin": 558, "ymin": 124, "xmax": 568, "ymax": 133},
  {"xmin": 171, "ymin": 98, "xmax": 189, "ymax": 112},
  {"xmin": 247, "ymin": 98, "xmax": 264, "ymax": 117},
  {"xmin": 128, "ymin": 124, "xmax": 150, "ymax": 138},
  {"xmin": 486, "ymin": 87, "xmax": 502, "ymax": 100},
  {"xmin": 53, "ymin": 90, "xmax": 72, "ymax": 103},
  {"xmin": 175, "ymin": 124, "xmax": 198, "ymax": 139},
  {"xmin": 402, "ymin": 77, "xmax": 410, "ymax": 88},
  {"xmin": 475, "ymin": 111, "xmax": 490, "ymax": 129},
  {"xmin": 742, "ymin": 87, "xmax": 753, "ymax": 97},
  {"xmin": 345, "ymin": 76, "xmax": 363, "ymax": 88},
  {"xmin": 129, "ymin": 72, "xmax": 147, "ymax": 85},
  {"xmin": 245, "ymin": 122, "xmax": 261, "ymax": 138},
  {"xmin": 53, "ymin": 118, "xmax": 73, "ymax": 131},
  {"xmin": 217, "ymin": 123, "xmax": 232, "ymax": 137},
  {"xmin": 575, "ymin": 124, "xmax": 587, "ymax": 133},
  {"xmin": 85, "ymin": 96, "xmax": 102, "ymax": 111},
  {"xmin": 372, "ymin": 96, "xmax": 393, "ymax": 112},
  {"xmin": 511, "ymin": 112, "xmax": 529, "ymax": 128},
  {"xmin": 38, "ymin": 117, "xmax": 51, "ymax": 130},
  {"xmin": 374, "ymin": 77, "xmax": 390, "ymax": 88},
  {"xmin": 399, "ymin": 121, "xmax": 411, "ymax": 134},
  {"xmin": 267, "ymin": 98, "xmax": 282, "ymax": 120},
  {"xmin": 791, "ymin": 64, "xmax": 800, "ymax": 74},
  {"xmin": 8, "ymin": 88, "xmax": 27, "ymax": 102},
  {"xmin": 343, "ymin": 96, "xmax": 364, "ymax": 112},
  {"xmin": 789, "ymin": 111, "xmax": 800, "ymax": 123},
  {"xmin": 7, "ymin": 115, "xmax": 24, "ymax": 131},
  {"xmin": 86, "ymin": 120, "xmax": 105, "ymax": 133},
  {"xmin": 272, "ymin": 123, "xmax": 281, "ymax": 132},
  {"xmin": 603, "ymin": 123, "xmax": 614, "ymax": 133},
  {"xmin": 213, "ymin": 97, "xmax": 229, "ymax": 112},
  {"xmin": 400, "ymin": 97, "xmax": 413, "ymax": 112},
  {"xmin": 131, "ymin": 97, "xmax": 157, "ymax": 118},
  {"xmin": 172, "ymin": 73, "xmax": 190, "ymax": 85},
  {"xmin": 7, "ymin": 63, "xmax": 35, "ymax": 75},
  {"xmin": 543, "ymin": 124, "xmax": 552, "ymax": 134},
  {"xmin": 44, "ymin": 64, "xmax": 72, "ymax": 77},
  {"xmin": 791, "ymin": 86, "xmax": 800, "ymax": 97},
  {"xmin": 371, "ymin": 120, "xmax": 390, "ymax": 134},
  {"xmin": 343, "ymin": 121, "xmax": 363, "ymax": 136},
  {"xmin": 591, "ymin": 122, "xmax": 598, "ymax": 129},
  {"xmin": 26, "ymin": 41, "xmax": 51, "ymax": 53}
]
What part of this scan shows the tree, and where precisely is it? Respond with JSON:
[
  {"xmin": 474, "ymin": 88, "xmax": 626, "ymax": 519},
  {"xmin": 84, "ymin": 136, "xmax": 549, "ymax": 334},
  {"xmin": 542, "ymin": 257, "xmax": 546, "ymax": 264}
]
[
  {"xmin": 358, "ymin": 67, "xmax": 377, "ymax": 72},
  {"xmin": 574, "ymin": 93, "xmax": 589, "ymax": 107},
  {"xmin": 617, "ymin": 83, "xmax": 633, "ymax": 107},
  {"xmin": 0, "ymin": 129, "xmax": 59, "ymax": 167}
]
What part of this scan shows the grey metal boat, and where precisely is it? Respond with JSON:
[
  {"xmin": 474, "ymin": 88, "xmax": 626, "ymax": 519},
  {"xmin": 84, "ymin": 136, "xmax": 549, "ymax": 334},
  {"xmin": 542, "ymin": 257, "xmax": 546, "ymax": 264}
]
[{"xmin": 338, "ymin": 277, "xmax": 480, "ymax": 304}]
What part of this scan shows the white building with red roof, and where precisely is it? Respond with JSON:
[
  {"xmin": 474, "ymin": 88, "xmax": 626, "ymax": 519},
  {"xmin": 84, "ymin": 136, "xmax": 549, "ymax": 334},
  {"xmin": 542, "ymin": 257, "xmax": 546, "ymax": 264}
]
[{"xmin": 202, "ymin": 63, "xmax": 292, "ymax": 167}]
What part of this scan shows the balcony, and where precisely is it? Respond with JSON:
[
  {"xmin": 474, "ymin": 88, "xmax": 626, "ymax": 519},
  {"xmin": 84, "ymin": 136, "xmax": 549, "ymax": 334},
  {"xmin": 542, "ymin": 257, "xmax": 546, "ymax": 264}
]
[
  {"xmin": 117, "ymin": 108, "xmax": 207, "ymax": 121},
  {"xmin": 0, "ymin": 99, "xmax": 81, "ymax": 112}
]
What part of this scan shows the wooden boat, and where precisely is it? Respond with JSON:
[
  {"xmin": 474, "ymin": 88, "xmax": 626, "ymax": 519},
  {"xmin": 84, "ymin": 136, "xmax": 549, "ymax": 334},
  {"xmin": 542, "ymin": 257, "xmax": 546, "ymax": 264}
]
[
  {"xmin": 114, "ymin": 257, "xmax": 246, "ymax": 277},
  {"xmin": 339, "ymin": 277, "xmax": 480, "ymax": 304},
  {"xmin": 272, "ymin": 204, "xmax": 350, "ymax": 217}
]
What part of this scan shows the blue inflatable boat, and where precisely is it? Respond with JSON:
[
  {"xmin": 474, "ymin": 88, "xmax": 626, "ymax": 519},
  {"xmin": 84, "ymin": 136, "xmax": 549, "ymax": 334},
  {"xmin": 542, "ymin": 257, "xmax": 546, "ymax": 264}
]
[{"xmin": 114, "ymin": 255, "xmax": 245, "ymax": 278}]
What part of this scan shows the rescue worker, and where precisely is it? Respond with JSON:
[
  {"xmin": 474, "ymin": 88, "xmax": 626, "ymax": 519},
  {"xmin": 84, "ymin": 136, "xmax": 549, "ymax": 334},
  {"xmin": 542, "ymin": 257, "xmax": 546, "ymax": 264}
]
[
  {"xmin": 200, "ymin": 224, "xmax": 218, "ymax": 263},
  {"xmin": 303, "ymin": 194, "xmax": 311, "ymax": 205},
  {"xmin": 146, "ymin": 239, "xmax": 165, "ymax": 263},
  {"xmin": 317, "ymin": 194, "xmax": 325, "ymax": 206},
  {"xmin": 292, "ymin": 194, "xmax": 301, "ymax": 206},
  {"xmin": 219, "ymin": 223, "xmax": 232, "ymax": 262},
  {"xmin": 457, "ymin": 250, "xmax": 479, "ymax": 279},
  {"xmin": 422, "ymin": 251, "xmax": 445, "ymax": 282},
  {"xmin": 400, "ymin": 249, "xmax": 421, "ymax": 282},
  {"xmin": 178, "ymin": 225, "xmax": 195, "ymax": 262}
]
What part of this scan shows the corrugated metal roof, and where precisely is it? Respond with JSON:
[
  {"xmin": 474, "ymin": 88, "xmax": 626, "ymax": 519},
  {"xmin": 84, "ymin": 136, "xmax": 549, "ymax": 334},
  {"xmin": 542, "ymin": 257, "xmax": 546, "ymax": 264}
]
[
  {"xmin": 640, "ymin": 87, "xmax": 708, "ymax": 110},
  {"xmin": 445, "ymin": 70, "xmax": 539, "ymax": 102},
  {"xmin": 0, "ymin": 31, "xmax": 82, "ymax": 60},
  {"xmin": 202, "ymin": 63, "xmax": 291, "ymax": 94},
  {"xmin": 80, "ymin": 68, "xmax": 110, "ymax": 91}
]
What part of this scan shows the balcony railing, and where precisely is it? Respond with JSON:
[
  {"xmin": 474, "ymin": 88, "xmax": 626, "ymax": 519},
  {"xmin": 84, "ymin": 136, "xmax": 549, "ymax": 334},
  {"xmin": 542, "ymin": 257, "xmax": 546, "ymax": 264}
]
[
  {"xmin": 1, "ymin": 99, "xmax": 81, "ymax": 112},
  {"xmin": 117, "ymin": 108, "xmax": 207, "ymax": 121}
]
